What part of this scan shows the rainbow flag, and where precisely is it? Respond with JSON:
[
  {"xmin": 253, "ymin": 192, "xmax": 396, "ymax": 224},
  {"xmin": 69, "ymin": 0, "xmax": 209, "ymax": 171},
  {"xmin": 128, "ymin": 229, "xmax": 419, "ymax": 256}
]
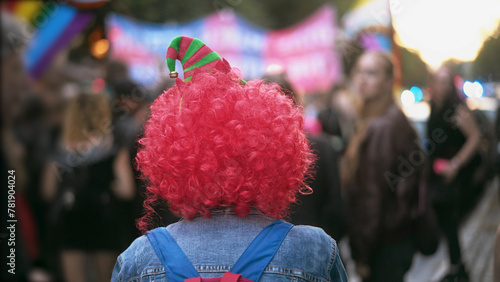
[
  {"xmin": 23, "ymin": 4, "xmax": 93, "ymax": 78},
  {"xmin": 1, "ymin": 0, "xmax": 42, "ymax": 24}
]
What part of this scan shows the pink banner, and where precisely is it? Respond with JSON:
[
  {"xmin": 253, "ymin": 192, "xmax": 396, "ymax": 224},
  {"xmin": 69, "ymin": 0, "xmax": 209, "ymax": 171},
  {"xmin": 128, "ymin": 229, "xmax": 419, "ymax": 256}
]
[
  {"xmin": 107, "ymin": 4, "xmax": 341, "ymax": 93},
  {"xmin": 264, "ymin": 6, "xmax": 340, "ymax": 93}
]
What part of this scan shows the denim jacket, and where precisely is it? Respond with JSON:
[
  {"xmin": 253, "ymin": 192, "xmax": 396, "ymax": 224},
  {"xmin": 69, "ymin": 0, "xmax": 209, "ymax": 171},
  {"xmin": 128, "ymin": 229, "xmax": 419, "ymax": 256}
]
[{"xmin": 112, "ymin": 209, "xmax": 348, "ymax": 282}]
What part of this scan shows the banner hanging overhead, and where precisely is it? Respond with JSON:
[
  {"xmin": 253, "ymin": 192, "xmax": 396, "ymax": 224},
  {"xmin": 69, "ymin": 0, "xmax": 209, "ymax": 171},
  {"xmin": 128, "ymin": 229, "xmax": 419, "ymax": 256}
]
[{"xmin": 106, "ymin": 4, "xmax": 341, "ymax": 93}]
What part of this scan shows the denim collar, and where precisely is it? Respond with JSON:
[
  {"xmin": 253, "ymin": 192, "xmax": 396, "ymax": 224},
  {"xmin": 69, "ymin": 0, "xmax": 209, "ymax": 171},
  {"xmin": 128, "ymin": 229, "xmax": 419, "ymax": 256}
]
[{"xmin": 191, "ymin": 207, "xmax": 264, "ymax": 219}]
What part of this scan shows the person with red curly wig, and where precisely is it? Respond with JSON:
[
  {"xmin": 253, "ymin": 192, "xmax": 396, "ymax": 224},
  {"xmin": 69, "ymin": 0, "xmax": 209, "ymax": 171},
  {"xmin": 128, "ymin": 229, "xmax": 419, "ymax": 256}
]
[{"xmin": 112, "ymin": 36, "xmax": 347, "ymax": 282}]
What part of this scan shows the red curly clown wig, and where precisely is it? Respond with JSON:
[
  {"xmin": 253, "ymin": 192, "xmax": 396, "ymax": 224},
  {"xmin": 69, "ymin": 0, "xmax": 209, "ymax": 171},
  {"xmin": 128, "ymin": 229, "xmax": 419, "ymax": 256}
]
[{"xmin": 136, "ymin": 39, "xmax": 314, "ymax": 233}]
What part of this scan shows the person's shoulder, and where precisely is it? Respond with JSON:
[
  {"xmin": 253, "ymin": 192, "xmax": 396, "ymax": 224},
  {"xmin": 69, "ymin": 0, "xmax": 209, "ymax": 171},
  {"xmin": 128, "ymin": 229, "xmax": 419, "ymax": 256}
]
[
  {"xmin": 123, "ymin": 234, "xmax": 152, "ymax": 255},
  {"xmin": 115, "ymin": 233, "xmax": 163, "ymax": 278},
  {"xmin": 283, "ymin": 225, "xmax": 338, "ymax": 259},
  {"xmin": 276, "ymin": 224, "xmax": 340, "ymax": 275},
  {"xmin": 287, "ymin": 224, "xmax": 336, "ymax": 247}
]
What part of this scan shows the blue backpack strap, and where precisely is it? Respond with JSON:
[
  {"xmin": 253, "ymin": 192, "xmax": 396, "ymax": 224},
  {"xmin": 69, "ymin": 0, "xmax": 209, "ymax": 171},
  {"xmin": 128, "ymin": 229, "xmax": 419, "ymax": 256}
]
[
  {"xmin": 146, "ymin": 227, "xmax": 200, "ymax": 281},
  {"xmin": 230, "ymin": 220, "xmax": 293, "ymax": 281}
]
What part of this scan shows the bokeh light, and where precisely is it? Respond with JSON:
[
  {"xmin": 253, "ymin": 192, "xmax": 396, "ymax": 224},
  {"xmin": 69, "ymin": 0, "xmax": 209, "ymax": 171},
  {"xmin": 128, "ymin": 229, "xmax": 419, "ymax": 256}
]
[
  {"xmin": 266, "ymin": 64, "xmax": 284, "ymax": 75},
  {"xmin": 463, "ymin": 80, "xmax": 484, "ymax": 98},
  {"xmin": 92, "ymin": 78, "xmax": 106, "ymax": 93},
  {"xmin": 90, "ymin": 38, "xmax": 109, "ymax": 59},
  {"xmin": 391, "ymin": 0, "xmax": 500, "ymax": 68},
  {"xmin": 410, "ymin": 86, "xmax": 423, "ymax": 102},
  {"xmin": 401, "ymin": 89, "xmax": 415, "ymax": 107}
]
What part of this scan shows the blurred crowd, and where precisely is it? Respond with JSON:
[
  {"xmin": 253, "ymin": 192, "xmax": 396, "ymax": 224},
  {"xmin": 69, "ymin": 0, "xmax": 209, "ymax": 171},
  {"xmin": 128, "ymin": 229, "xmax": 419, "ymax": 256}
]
[
  {"xmin": 1, "ymin": 11, "xmax": 178, "ymax": 282},
  {"xmin": 1, "ymin": 8, "xmax": 500, "ymax": 282}
]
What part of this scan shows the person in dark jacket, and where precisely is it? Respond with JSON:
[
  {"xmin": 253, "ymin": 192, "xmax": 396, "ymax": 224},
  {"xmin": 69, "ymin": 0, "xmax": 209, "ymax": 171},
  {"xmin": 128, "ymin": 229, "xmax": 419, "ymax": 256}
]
[{"xmin": 342, "ymin": 51, "xmax": 421, "ymax": 282}]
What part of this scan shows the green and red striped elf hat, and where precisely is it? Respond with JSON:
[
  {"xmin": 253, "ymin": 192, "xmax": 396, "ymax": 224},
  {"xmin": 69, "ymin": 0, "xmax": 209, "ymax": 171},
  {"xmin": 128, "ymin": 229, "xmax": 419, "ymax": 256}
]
[{"xmin": 166, "ymin": 36, "xmax": 245, "ymax": 84}]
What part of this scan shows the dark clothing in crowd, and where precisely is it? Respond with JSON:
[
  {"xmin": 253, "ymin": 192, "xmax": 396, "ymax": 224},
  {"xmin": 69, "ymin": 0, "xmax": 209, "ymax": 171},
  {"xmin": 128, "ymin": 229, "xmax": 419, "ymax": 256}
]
[
  {"xmin": 112, "ymin": 112, "xmax": 178, "ymax": 241},
  {"xmin": 48, "ymin": 142, "xmax": 127, "ymax": 252},
  {"xmin": 14, "ymin": 97, "xmax": 61, "ymax": 274},
  {"xmin": 290, "ymin": 134, "xmax": 345, "ymax": 241},
  {"xmin": 495, "ymin": 105, "xmax": 500, "ymax": 165},
  {"xmin": 318, "ymin": 108, "xmax": 347, "ymax": 153},
  {"xmin": 426, "ymin": 102, "xmax": 477, "ymax": 265},
  {"xmin": 113, "ymin": 115, "xmax": 141, "ymax": 152},
  {"xmin": 496, "ymin": 106, "xmax": 500, "ymax": 203},
  {"xmin": 318, "ymin": 108, "xmax": 343, "ymax": 137},
  {"xmin": 366, "ymin": 236, "xmax": 414, "ymax": 282},
  {"xmin": 346, "ymin": 105, "xmax": 420, "ymax": 281}
]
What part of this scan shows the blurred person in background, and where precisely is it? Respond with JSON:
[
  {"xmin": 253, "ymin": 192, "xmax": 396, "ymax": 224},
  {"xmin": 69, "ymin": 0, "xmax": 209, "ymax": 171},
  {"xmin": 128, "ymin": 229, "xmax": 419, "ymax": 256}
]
[
  {"xmin": 110, "ymin": 79, "xmax": 150, "ymax": 152},
  {"xmin": 1, "ymin": 11, "xmax": 30, "ymax": 192},
  {"xmin": 463, "ymin": 98, "xmax": 495, "ymax": 211},
  {"xmin": 109, "ymin": 78, "xmax": 162, "ymax": 245},
  {"xmin": 495, "ymin": 222, "xmax": 500, "ymax": 282},
  {"xmin": 426, "ymin": 64, "xmax": 481, "ymax": 282},
  {"xmin": 264, "ymin": 72, "xmax": 345, "ymax": 241},
  {"xmin": 316, "ymin": 87, "xmax": 344, "ymax": 153},
  {"xmin": 106, "ymin": 60, "xmax": 130, "ymax": 88},
  {"xmin": 318, "ymin": 82, "xmax": 358, "ymax": 155},
  {"xmin": 13, "ymin": 69, "xmax": 69, "ymax": 280},
  {"xmin": 495, "ymin": 96, "xmax": 500, "ymax": 202},
  {"xmin": 23, "ymin": 67, "xmax": 70, "ymax": 232},
  {"xmin": 41, "ymin": 92, "xmax": 135, "ymax": 282},
  {"xmin": 342, "ymin": 51, "xmax": 421, "ymax": 282},
  {"xmin": 1, "ymin": 11, "xmax": 53, "ymax": 282}
]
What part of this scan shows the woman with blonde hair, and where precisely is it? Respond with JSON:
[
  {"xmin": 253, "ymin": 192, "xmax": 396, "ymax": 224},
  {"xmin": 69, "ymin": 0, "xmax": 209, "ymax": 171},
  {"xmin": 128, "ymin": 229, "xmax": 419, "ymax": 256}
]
[{"xmin": 42, "ymin": 92, "xmax": 135, "ymax": 282}]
